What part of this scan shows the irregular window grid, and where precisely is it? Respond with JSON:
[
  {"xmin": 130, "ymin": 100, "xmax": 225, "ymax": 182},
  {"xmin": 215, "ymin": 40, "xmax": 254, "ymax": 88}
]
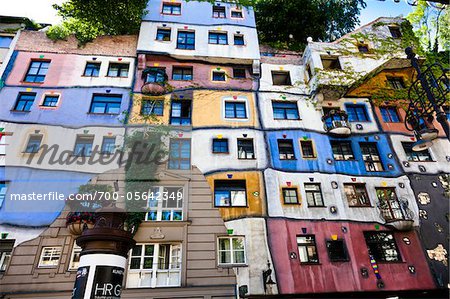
[
  {"xmin": 297, "ymin": 235, "xmax": 319, "ymax": 263},
  {"xmin": 305, "ymin": 183, "xmax": 324, "ymax": 206},
  {"xmin": 214, "ymin": 180, "xmax": 246, "ymax": 207},
  {"xmin": 283, "ymin": 188, "xmax": 298, "ymax": 204},
  {"xmin": 402, "ymin": 142, "xmax": 433, "ymax": 162},
  {"xmin": 360, "ymin": 142, "xmax": 384, "ymax": 171},
  {"xmin": 237, "ymin": 139, "xmax": 254, "ymax": 159},
  {"xmin": 146, "ymin": 186, "xmax": 183, "ymax": 221},
  {"xmin": 39, "ymin": 247, "xmax": 61, "ymax": 267},
  {"xmin": 14, "ymin": 93, "xmax": 36, "ymax": 111},
  {"xmin": 156, "ymin": 28, "xmax": 171, "ymax": 41},
  {"xmin": 376, "ymin": 188, "xmax": 405, "ymax": 221},
  {"xmin": 101, "ymin": 137, "xmax": 116, "ymax": 154},
  {"xmin": 170, "ymin": 101, "xmax": 191, "ymax": 125},
  {"xmin": 344, "ymin": 184, "xmax": 370, "ymax": 206},
  {"xmin": 69, "ymin": 245, "xmax": 82, "ymax": 270},
  {"xmin": 0, "ymin": 250, "xmax": 11, "ymax": 271},
  {"xmin": 74, "ymin": 136, "xmax": 94, "ymax": 157},
  {"xmin": 364, "ymin": 232, "xmax": 401, "ymax": 262},
  {"xmin": 142, "ymin": 100, "xmax": 164, "ymax": 116},
  {"xmin": 25, "ymin": 61, "xmax": 50, "ymax": 83},
  {"xmin": 278, "ymin": 139, "xmax": 295, "ymax": 160},
  {"xmin": 218, "ymin": 237, "xmax": 245, "ymax": 264},
  {"xmin": 42, "ymin": 95, "xmax": 59, "ymax": 107}
]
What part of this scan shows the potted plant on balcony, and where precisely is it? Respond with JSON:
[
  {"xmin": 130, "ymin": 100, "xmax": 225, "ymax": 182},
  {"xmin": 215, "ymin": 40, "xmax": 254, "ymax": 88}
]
[{"xmin": 66, "ymin": 212, "xmax": 96, "ymax": 235}]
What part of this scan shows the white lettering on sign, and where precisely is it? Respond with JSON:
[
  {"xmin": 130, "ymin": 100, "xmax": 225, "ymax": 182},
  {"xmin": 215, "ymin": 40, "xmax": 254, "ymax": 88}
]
[{"xmin": 94, "ymin": 283, "xmax": 121, "ymax": 297}]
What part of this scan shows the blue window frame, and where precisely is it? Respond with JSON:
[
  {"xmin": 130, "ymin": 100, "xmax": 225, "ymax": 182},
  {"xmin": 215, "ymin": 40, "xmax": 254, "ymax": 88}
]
[
  {"xmin": 14, "ymin": 93, "xmax": 36, "ymax": 111},
  {"xmin": 25, "ymin": 135, "xmax": 43, "ymax": 153},
  {"xmin": 172, "ymin": 67, "xmax": 193, "ymax": 80},
  {"xmin": 141, "ymin": 100, "xmax": 164, "ymax": 116},
  {"xmin": 145, "ymin": 68, "xmax": 166, "ymax": 83},
  {"xmin": 41, "ymin": 95, "xmax": 59, "ymax": 107},
  {"xmin": 212, "ymin": 71, "xmax": 226, "ymax": 81},
  {"xmin": 225, "ymin": 102, "xmax": 246, "ymax": 119},
  {"xmin": 73, "ymin": 136, "xmax": 94, "ymax": 157},
  {"xmin": 84, "ymin": 62, "xmax": 100, "ymax": 77},
  {"xmin": 209, "ymin": 32, "xmax": 228, "ymax": 45},
  {"xmin": 214, "ymin": 180, "xmax": 247, "ymax": 207},
  {"xmin": 234, "ymin": 35, "xmax": 244, "ymax": 45},
  {"xmin": 380, "ymin": 106, "xmax": 400, "ymax": 123},
  {"xmin": 156, "ymin": 28, "xmax": 171, "ymax": 41},
  {"xmin": 162, "ymin": 3, "xmax": 181, "ymax": 15},
  {"xmin": 212, "ymin": 139, "xmax": 229, "ymax": 153},
  {"xmin": 168, "ymin": 139, "xmax": 191, "ymax": 170},
  {"xmin": 24, "ymin": 60, "xmax": 50, "ymax": 83},
  {"xmin": 101, "ymin": 136, "xmax": 116, "ymax": 154},
  {"xmin": 89, "ymin": 94, "xmax": 122, "ymax": 114},
  {"xmin": 272, "ymin": 101, "xmax": 299, "ymax": 120},
  {"xmin": 346, "ymin": 104, "xmax": 369, "ymax": 122},
  {"xmin": 0, "ymin": 36, "xmax": 13, "ymax": 48},
  {"xmin": 177, "ymin": 31, "xmax": 195, "ymax": 50},
  {"xmin": 107, "ymin": 63, "xmax": 129, "ymax": 77},
  {"xmin": 170, "ymin": 100, "xmax": 191, "ymax": 125}
]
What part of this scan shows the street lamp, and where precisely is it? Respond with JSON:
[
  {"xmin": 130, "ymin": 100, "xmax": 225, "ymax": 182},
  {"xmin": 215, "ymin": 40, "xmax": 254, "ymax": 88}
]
[{"xmin": 404, "ymin": 47, "xmax": 450, "ymax": 151}]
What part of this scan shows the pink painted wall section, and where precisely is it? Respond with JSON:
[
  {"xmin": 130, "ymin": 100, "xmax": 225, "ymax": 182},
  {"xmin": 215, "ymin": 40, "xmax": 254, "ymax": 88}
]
[
  {"xmin": 267, "ymin": 219, "xmax": 435, "ymax": 294},
  {"xmin": 134, "ymin": 54, "xmax": 255, "ymax": 92}
]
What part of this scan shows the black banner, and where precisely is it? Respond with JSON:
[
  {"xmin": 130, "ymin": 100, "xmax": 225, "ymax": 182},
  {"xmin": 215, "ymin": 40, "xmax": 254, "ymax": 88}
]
[
  {"xmin": 71, "ymin": 266, "xmax": 90, "ymax": 299},
  {"xmin": 91, "ymin": 266, "xmax": 124, "ymax": 299}
]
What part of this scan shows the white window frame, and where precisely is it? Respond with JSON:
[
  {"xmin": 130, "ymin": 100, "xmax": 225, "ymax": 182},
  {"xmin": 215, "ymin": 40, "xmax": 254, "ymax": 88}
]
[
  {"xmin": 222, "ymin": 96, "xmax": 249, "ymax": 122},
  {"xmin": 145, "ymin": 186, "xmax": 184, "ymax": 221},
  {"xmin": 68, "ymin": 244, "xmax": 82, "ymax": 270},
  {"xmin": 0, "ymin": 250, "xmax": 11, "ymax": 271},
  {"xmin": 38, "ymin": 246, "xmax": 61, "ymax": 268},
  {"xmin": 217, "ymin": 236, "xmax": 247, "ymax": 266}
]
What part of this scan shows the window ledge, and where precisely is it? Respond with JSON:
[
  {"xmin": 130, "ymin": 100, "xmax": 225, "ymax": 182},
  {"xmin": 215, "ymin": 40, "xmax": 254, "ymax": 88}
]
[
  {"xmin": 87, "ymin": 113, "xmax": 120, "ymax": 116},
  {"xmin": 105, "ymin": 76, "xmax": 129, "ymax": 79},
  {"xmin": 348, "ymin": 206, "xmax": 373, "ymax": 208},
  {"xmin": 10, "ymin": 110, "xmax": 30, "ymax": 113},
  {"xmin": 80, "ymin": 75, "xmax": 100, "ymax": 78},
  {"xmin": 299, "ymin": 262, "xmax": 321, "ymax": 265},
  {"xmin": 218, "ymin": 264, "xmax": 248, "ymax": 268},
  {"xmin": 307, "ymin": 206, "xmax": 327, "ymax": 208},
  {"xmin": 20, "ymin": 81, "xmax": 44, "ymax": 84},
  {"xmin": 140, "ymin": 220, "xmax": 191, "ymax": 227}
]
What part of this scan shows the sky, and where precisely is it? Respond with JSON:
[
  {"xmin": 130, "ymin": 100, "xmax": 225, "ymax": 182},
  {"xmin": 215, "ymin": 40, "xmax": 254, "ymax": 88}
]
[{"xmin": 0, "ymin": 0, "xmax": 414, "ymax": 26}]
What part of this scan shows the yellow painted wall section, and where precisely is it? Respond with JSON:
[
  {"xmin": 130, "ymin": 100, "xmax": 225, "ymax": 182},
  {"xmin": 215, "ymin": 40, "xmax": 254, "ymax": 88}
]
[
  {"xmin": 129, "ymin": 94, "xmax": 171, "ymax": 124},
  {"xmin": 206, "ymin": 171, "xmax": 265, "ymax": 221}
]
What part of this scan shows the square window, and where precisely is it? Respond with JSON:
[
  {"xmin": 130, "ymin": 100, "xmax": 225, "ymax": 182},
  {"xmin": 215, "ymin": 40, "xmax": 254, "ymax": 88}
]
[
  {"xmin": 38, "ymin": 247, "xmax": 61, "ymax": 267},
  {"xmin": 380, "ymin": 106, "xmax": 400, "ymax": 122},
  {"xmin": 141, "ymin": 100, "xmax": 164, "ymax": 116},
  {"xmin": 162, "ymin": 3, "xmax": 181, "ymax": 15},
  {"xmin": 14, "ymin": 93, "xmax": 36, "ymax": 112},
  {"xmin": 218, "ymin": 237, "xmax": 246, "ymax": 265},
  {"xmin": 272, "ymin": 101, "xmax": 299, "ymax": 120},
  {"xmin": 234, "ymin": 35, "xmax": 244, "ymax": 45},
  {"xmin": 231, "ymin": 10, "xmax": 243, "ymax": 18},
  {"xmin": 74, "ymin": 135, "xmax": 94, "ymax": 157},
  {"xmin": 107, "ymin": 63, "xmax": 129, "ymax": 77},
  {"xmin": 364, "ymin": 232, "xmax": 401, "ymax": 262},
  {"xmin": 213, "ymin": 6, "xmax": 226, "ymax": 18},
  {"xmin": 145, "ymin": 68, "xmax": 166, "ymax": 83},
  {"xmin": 360, "ymin": 142, "xmax": 384, "ymax": 172},
  {"xmin": 212, "ymin": 71, "xmax": 226, "ymax": 81},
  {"xmin": 101, "ymin": 136, "xmax": 116, "ymax": 155},
  {"xmin": 346, "ymin": 104, "xmax": 369, "ymax": 122},
  {"xmin": 389, "ymin": 26, "xmax": 402, "ymax": 38},
  {"xmin": 331, "ymin": 141, "xmax": 354, "ymax": 161},
  {"xmin": 89, "ymin": 94, "xmax": 122, "ymax": 114},
  {"xmin": 168, "ymin": 139, "xmax": 191, "ymax": 170},
  {"xmin": 402, "ymin": 142, "xmax": 433, "ymax": 162},
  {"xmin": 209, "ymin": 32, "xmax": 228, "ymax": 45},
  {"xmin": 326, "ymin": 240, "xmax": 349, "ymax": 262},
  {"xmin": 225, "ymin": 102, "xmax": 246, "ymax": 119},
  {"xmin": 387, "ymin": 77, "xmax": 405, "ymax": 89},
  {"xmin": 278, "ymin": 139, "xmax": 295, "ymax": 160},
  {"xmin": 282, "ymin": 188, "xmax": 298, "ymax": 204},
  {"xmin": 83, "ymin": 62, "xmax": 100, "ymax": 77},
  {"xmin": 177, "ymin": 31, "xmax": 195, "ymax": 50},
  {"xmin": 237, "ymin": 139, "xmax": 255, "ymax": 159},
  {"xmin": 233, "ymin": 68, "xmax": 246, "ymax": 79},
  {"xmin": 297, "ymin": 235, "xmax": 319, "ymax": 263},
  {"xmin": 358, "ymin": 44, "xmax": 369, "ymax": 53},
  {"xmin": 321, "ymin": 56, "xmax": 341, "ymax": 70},
  {"xmin": 24, "ymin": 60, "xmax": 50, "ymax": 83},
  {"xmin": 172, "ymin": 66, "xmax": 193, "ymax": 80},
  {"xmin": 344, "ymin": 183, "xmax": 371, "ymax": 207},
  {"xmin": 213, "ymin": 138, "xmax": 229, "ymax": 153},
  {"xmin": 25, "ymin": 135, "xmax": 43, "ymax": 153},
  {"xmin": 300, "ymin": 140, "xmax": 315, "ymax": 158},
  {"xmin": 214, "ymin": 180, "xmax": 247, "ymax": 207},
  {"xmin": 305, "ymin": 183, "xmax": 324, "ymax": 207},
  {"xmin": 271, "ymin": 71, "xmax": 291, "ymax": 85},
  {"xmin": 41, "ymin": 95, "xmax": 59, "ymax": 107},
  {"xmin": 156, "ymin": 28, "xmax": 171, "ymax": 41},
  {"xmin": 170, "ymin": 100, "xmax": 191, "ymax": 125}
]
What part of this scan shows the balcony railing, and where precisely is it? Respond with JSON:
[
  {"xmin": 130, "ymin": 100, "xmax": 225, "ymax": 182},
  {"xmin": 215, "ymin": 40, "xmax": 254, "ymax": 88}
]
[
  {"xmin": 377, "ymin": 198, "xmax": 414, "ymax": 231},
  {"xmin": 141, "ymin": 68, "xmax": 168, "ymax": 96},
  {"xmin": 322, "ymin": 110, "xmax": 351, "ymax": 136}
]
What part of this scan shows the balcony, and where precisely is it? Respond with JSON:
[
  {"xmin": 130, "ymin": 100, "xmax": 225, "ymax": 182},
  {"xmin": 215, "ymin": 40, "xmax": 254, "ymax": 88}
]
[
  {"xmin": 141, "ymin": 68, "xmax": 168, "ymax": 96},
  {"xmin": 378, "ymin": 199, "xmax": 414, "ymax": 231},
  {"xmin": 322, "ymin": 110, "xmax": 351, "ymax": 136}
]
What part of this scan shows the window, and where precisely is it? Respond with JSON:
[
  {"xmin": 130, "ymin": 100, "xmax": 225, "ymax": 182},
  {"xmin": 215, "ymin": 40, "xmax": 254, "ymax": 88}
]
[
  {"xmin": 380, "ymin": 106, "xmax": 400, "ymax": 122},
  {"xmin": 297, "ymin": 235, "xmax": 319, "ymax": 263},
  {"xmin": 89, "ymin": 94, "xmax": 122, "ymax": 114},
  {"xmin": 218, "ymin": 237, "xmax": 246, "ymax": 265},
  {"xmin": 271, "ymin": 71, "xmax": 291, "ymax": 85},
  {"xmin": 141, "ymin": 100, "xmax": 164, "ymax": 116},
  {"xmin": 172, "ymin": 66, "xmax": 193, "ymax": 80},
  {"xmin": 68, "ymin": 245, "xmax": 81, "ymax": 270},
  {"xmin": 321, "ymin": 56, "xmax": 341, "ymax": 70},
  {"xmin": 402, "ymin": 142, "xmax": 433, "ymax": 161},
  {"xmin": 231, "ymin": 10, "xmax": 243, "ymax": 18},
  {"xmin": 13, "ymin": 93, "xmax": 35, "ymax": 111},
  {"xmin": 225, "ymin": 102, "xmax": 246, "ymax": 119},
  {"xmin": 24, "ymin": 60, "xmax": 50, "ymax": 83},
  {"xmin": 83, "ymin": 62, "xmax": 100, "ymax": 77},
  {"xmin": 73, "ymin": 136, "xmax": 94, "ymax": 157},
  {"xmin": 177, "ymin": 31, "xmax": 195, "ymax": 50},
  {"xmin": 213, "ymin": 138, "xmax": 229, "ymax": 153},
  {"xmin": 0, "ymin": 240, "xmax": 14, "ymax": 272},
  {"xmin": 170, "ymin": 100, "xmax": 191, "ymax": 125},
  {"xmin": 38, "ymin": 247, "xmax": 61, "ymax": 267},
  {"xmin": 278, "ymin": 139, "xmax": 295, "ymax": 160},
  {"xmin": 389, "ymin": 26, "xmax": 402, "ymax": 38},
  {"xmin": 358, "ymin": 44, "xmax": 369, "ymax": 53},
  {"xmin": 305, "ymin": 183, "xmax": 324, "ymax": 207},
  {"xmin": 162, "ymin": 3, "xmax": 181, "ymax": 15},
  {"xmin": 376, "ymin": 188, "xmax": 406, "ymax": 221},
  {"xmin": 127, "ymin": 243, "xmax": 181, "ymax": 288},
  {"xmin": 331, "ymin": 141, "xmax": 354, "ymax": 161},
  {"xmin": 41, "ymin": 95, "xmax": 59, "ymax": 107},
  {"xmin": 25, "ymin": 135, "xmax": 42, "ymax": 153},
  {"xmin": 168, "ymin": 139, "xmax": 190, "ymax": 170},
  {"xmin": 364, "ymin": 232, "xmax": 401, "ymax": 262},
  {"xmin": 346, "ymin": 104, "xmax": 369, "ymax": 122},
  {"xmin": 234, "ymin": 35, "xmax": 244, "ymax": 45},
  {"xmin": 107, "ymin": 63, "xmax": 129, "ymax": 77},
  {"xmin": 387, "ymin": 77, "xmax": 405, "ymax": 89},
  {"xmin": 213, "ymin": 5, "xmax": 226, "ymax": 18},
  {"xmin": 306, "ymin": 64, "xmax": 313, "ymax": 81},
  {"xmin": 300, "ymin": 140, "xmax": 315, "ymax": 158},
  {"xmin": 209, "ymin": 32, "xmax": 228, "ymax": 45},
  {"xmin": 360, "ymin": 142, "xmax": 384, "ymax": 172},
  {"xmin": 0, "ymin": 182, "xmax": 8, "ymax": 206},
  {"xmin": 237, "ymin": 139, "xmax": 255, "ymax": 159},
  {"xmin": 145, "ymin": 68, "xmax": 166, "ymax": 83},
  {"xmin": 156, "ymin": 28, "xmax": 171, "ymax": 41},
  {"xmin": 214, "ymin": 180, "xmax": 246, "ymax": 207},
  {"xmin": 0, "ymin": 36, "xmax": 13, "ymax": 48},
  {"xmin": 326, "ymin": 240, "xmax": 349, "ymax": 262},
  {"xmin": 233, "ymin": 68, "xmax": 246, "ymax": 79},
  {"xmin": 146, "ymin": 186, "xmax": 183, "ymax": 221},
  {"xmin": 101, "ymin": 136, "xmax": 116, "ymax": 154},
  {"xmin": 212, "ymin": 71, "xmax": 226, "ymax": 81},
  {"xmin": 344, "ymin": 183, "xmax": 370, "ymax": 207},
  {"xmin": 282, "ymin": 188, "xmax": 298, "ymax": 204},
  {"xmin": 272, "ymin": 101, "xmax": 299, "ymax": 120}
]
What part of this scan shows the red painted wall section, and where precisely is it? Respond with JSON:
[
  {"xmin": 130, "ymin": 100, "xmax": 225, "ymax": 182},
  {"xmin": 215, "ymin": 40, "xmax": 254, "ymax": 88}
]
[{"xmin": 267, "ymin": 219, "xmax": 435, "ymax": 294}]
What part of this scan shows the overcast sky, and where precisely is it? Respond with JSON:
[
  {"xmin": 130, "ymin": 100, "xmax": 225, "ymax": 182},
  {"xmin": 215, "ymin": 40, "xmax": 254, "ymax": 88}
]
[{"xmin": 0, "ymin": 0, "xmax": 414, "ymax": 26}]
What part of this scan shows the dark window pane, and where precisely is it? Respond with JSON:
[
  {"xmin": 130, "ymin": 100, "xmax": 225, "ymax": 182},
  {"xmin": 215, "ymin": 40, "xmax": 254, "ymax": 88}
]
[
  {"xmin": 89, "ymin": 94, "xmax": 122, "ymax": 114},
  {"xmin": 278, "ymin": 139, "xmax": 295, "ymax": 160}
]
